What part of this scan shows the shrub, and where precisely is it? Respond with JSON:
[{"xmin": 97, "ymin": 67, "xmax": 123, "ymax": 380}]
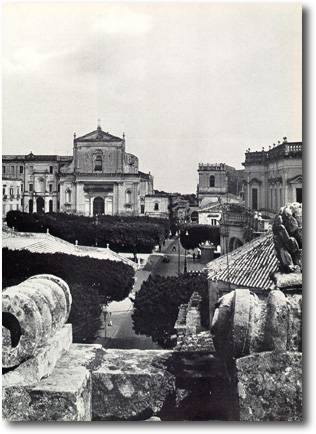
[
  {"xmin": 6, "ymin": 211, "xmax": 170, "ymax": 253},
  {"xmin": 2, "ymin": 248, "xmax": 135, "ymax": 342},
  {"xmin": 180, "ymin": 224, "xmax": 220, "ymax": 250},
  {"xmin": 132, "ymin": 273, "xmax": 209, "ymax": 348}
]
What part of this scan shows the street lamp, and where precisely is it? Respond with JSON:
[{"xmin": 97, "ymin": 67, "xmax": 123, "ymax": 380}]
[
  {"xmin": 95, "ymin": 213, "xmax": 99, "ymax": 246},
  {"xmin": 177, "ymin": 233, "xmax": 181, "ymax": 276},
  {"xmin": 183, "ymin": 230, "xmax": 189, "ymax": 273}
]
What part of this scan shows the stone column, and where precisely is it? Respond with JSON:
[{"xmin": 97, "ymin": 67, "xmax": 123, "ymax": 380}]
[
  {"xmin": 89, "ymin": 196, "xmax": 94, "ymax": 217},
  {"xmin": 133, "ymin": 182, "xmax": 139, "ymax": 215},
  {"xmin": 44, "ymin": 197, "xmax": 50, "ymax": 213},
  {"xmin": 113, "ymin": 183, "xmax": 118, "ymax": 215},
  {"xmin": 284, "ymin": 172, "xmax": 288, "ymax": 204}
]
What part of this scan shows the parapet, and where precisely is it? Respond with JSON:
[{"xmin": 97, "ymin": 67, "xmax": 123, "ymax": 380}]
[{"xmin": 2, "ymin": 274, "xmax": 72, "ymax": 368}]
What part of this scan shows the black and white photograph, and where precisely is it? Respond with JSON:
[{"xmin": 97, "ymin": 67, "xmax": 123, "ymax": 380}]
[{"xmin": 1, "ymin": 0, "xmax": 303, "ymax": 423}]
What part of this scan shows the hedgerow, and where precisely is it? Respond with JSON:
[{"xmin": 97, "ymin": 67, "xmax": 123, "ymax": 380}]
[
  {"xmin": 2, "ymin": 248, "xmax": 135, "ymax": 342},
  {"xmin": 6, "ymin": 211, "xmax": 170, "ymax": 253}
]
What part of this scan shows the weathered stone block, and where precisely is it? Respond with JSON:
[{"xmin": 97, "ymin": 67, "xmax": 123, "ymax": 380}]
[
  {"xmin": 248, "ymin": 294, "xmax": 266, "ymax": 353},
  {"xmin": 2, "ymin": 324, "xmax": 73, "ymax": 387},
  {"xmin": 236, "ymin": 351, "xmax": 302, "ymax": 422},
  {"xmin": 92, "ymin": 349, "xmax": 175, "ymax": 420},
  {"xmin": 3, "ymin": 366, "xmax": 91, "ymax": 421},
  {"xmin": 59, "ymin": 346, "xmax": 174, "ymax": 421},
  {"xmin": 55, "ymin": 345, "xmax": 176, "ymax": 421},
  {"xmin": 287, "ymin": 294, "xmax": 302, "ymax": 352},
  {"xmin": 2, "ymin": 275, "xmax": 71, "ymax": 368},
  {"xmin": 232, "ymin": 288, "xmax": 251, "ymax": 358},
  {"xmin": 272, "ymin": 271, "xmax": 302, "ymax": 290},
  {"xmin": 264, "ymin": 290, "xmax": 289, "ymax": 351}
]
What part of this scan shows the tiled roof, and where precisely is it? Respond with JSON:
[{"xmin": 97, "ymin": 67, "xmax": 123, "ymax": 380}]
[
  {"xmin": 2, "ymin": 230, "xmax": 137, "ymax": 269},
  {"xmin": 207, "ymin": 231, "xmax": 278, "ymax": 291}
]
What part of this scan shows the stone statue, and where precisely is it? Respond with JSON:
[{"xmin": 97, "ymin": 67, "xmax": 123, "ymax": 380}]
[{"xmin": 272, "ymin": 202, "xmax": 302, "ymax": 273}]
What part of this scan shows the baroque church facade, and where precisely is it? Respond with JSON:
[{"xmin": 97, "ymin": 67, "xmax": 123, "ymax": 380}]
[{"xmin": 2, "ymin": 125, "xmax": 154, "ymax": 217}]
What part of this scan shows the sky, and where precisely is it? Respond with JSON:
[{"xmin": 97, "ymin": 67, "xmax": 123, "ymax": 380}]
[{"xmin": 2, "ymin": 1, "xmax": 302, "ymax": 193}]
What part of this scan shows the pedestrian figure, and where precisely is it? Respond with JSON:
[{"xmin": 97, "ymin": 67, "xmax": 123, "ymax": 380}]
[
  {"xmin": 193, "ymin": 253, "xmax": 196, "ymax": 261},
  {"xmin": 172, "ymin": 245, "xmax": 177, "ymax": 252}
]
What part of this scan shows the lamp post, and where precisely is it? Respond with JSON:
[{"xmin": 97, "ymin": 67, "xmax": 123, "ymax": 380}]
[
  {"xmin": 177, "ymin": 231, "xmax": 181, "ymax": 276},
  {"xmin": 95, "ymin": 213, "xmax": 99, "ymax": 246},
  {"xmin": 183, "ymin": 230, "xmax": 189, "ymax": 273}
]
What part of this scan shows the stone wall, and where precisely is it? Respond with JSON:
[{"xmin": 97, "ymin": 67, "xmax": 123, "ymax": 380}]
[{"xmin": 211, "ymin": 285, "xmax": 302, "ymax": 421}]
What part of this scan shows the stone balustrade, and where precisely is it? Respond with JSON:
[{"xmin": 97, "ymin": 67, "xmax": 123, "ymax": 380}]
[{"xmin": 2, "ymin": 274, "xmax": 72, "ymax": 368}]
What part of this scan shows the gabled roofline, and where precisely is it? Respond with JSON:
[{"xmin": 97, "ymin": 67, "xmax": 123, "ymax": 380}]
[{"xmin": 75, "ymin": 129, "xmax": 123, "ymax": 142}]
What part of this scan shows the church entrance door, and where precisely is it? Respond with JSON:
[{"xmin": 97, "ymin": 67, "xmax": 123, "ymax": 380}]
[
  {"xmin": 36, "ymin": 196, "xmax": 45, "ymax": 214},
  {"xmin": 93, "ymin": 197, "xmax": 104, "ymax": 216}
]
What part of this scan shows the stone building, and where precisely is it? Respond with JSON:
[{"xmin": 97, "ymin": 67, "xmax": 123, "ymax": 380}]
[
  {"xmin": 2, "ymin": 177, "xmax": 23, "ymax": 218},
  {"xmin": 2, "ymin": 125, "xmax": 154, "ymax": 216},
  {"xmin": 2, "ymin": 154, "xmax": 66, "ymax": 214},
  {"xmin": 242, "ymin": 138, "xmax": 302, "ymax": 214},
  {"xmin": 143, "ymin": 194, "xmax": 169, "ymax": 219},
  {"xmin": 197, "ymin": 163, "xmax": 242, "ymax": 207}
]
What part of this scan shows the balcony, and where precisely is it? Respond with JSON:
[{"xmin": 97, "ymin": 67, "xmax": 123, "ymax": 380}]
[
  {"xmin": 221, "ymin": 213, "xmax": 247, "ymax": 226},
  {"xmin": 244, "ymin": 142, "xmax": 302, "ymax": 166}
]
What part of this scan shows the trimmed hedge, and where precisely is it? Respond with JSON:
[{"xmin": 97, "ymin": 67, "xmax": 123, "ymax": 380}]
[
  {"xmin": 180, "ymin": 224, "xmax": 220, "ymax": 250},
  {"xmin": 132, "ymin": 273, "xmax": 209, "ymax": 348},
  {"xmin": 6, "ymin": 211, "xmax": 170, "ymax": 253},
  {"xmin": 2, "ymin": 248, "xmax": 135, "ymax": 342}
]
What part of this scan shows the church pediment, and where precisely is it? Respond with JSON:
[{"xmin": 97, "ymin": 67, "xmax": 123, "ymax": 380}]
[
  {"xmin": 75, "ymin": 127, "xmax": 123, "ymax": 143},
  {"xmin": 288, "ymin": 175, "xmax": 303, "ymax": 184}
]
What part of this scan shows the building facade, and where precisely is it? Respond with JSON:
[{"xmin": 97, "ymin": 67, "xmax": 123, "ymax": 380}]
[
  {"xmin": 197, "ymin": 163, "xmax": 242, "ymax": 207},
  {"xmin": 2, "ymin": 178, "xmax": 23, "ymax": 218},
  {"xmin": 242, "ymin": 138, "xmax": 302, "ymax": 215},
  {"xmin": 2, "ymin": 125, "xmax": 154, "ymax": 217},
  {"xmin": 143, "ymin": 194, "xmax": 169, "ymax": 218}
]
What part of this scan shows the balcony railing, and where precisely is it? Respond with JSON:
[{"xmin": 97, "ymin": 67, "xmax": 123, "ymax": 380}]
[
  {"xmin": 221, "ymin": 213, "xmax": 247, "ymax": 226},
  {"xmin": 244, "ymin": 142, "xmax": 302, "ymax": 165}
]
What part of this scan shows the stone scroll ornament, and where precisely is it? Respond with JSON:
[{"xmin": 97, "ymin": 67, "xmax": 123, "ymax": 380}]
[
  {"xmin": 272, "ymin": 202, "xmax": 302, "ymax": 273},
  {"xmin": 2, "ymin": 274, "xmax": 72, "ymax": 369}
]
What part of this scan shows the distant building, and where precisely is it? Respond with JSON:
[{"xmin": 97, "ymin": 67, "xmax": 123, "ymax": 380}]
[
  {"xmin": 197, "ymin": 163, "xmax": 243, "ymax": 207},
  {"xmin": 198, "ymin": 203, "xmax": 221, "ymax": 227},
  {"xmin": 143, "ymin": 194, "xmax": 169, "ymax": 219},
  {"xmin": 2, "ymin": 178, "xmax": 23, "ymax": 218},
  {"xmin": 2, "ymin": 125, "xmax": 154, "ymax": 217},
  {"xmin": 242, "ymin": 138, "xmax": 302, "ymax": 215},
  {"xmin": 168, "ymin": 193, "xmax": 190, "ymax": 224}
]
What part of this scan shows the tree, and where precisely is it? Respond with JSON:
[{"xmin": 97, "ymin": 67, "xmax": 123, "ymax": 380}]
[
  {"xmin": 2, "ymin": 248, "xmax": 135, "ymax": 342},
  {"xmin": 180, "ymin": 225, "xmax": 220, "ymax": 250},
  {"xmin": 5, "ymin": 210, "xmax": 170, "ymax": 253},
  {"xmin": 132, "ymin": 273, "xmax": 209, "ymax": 348}
]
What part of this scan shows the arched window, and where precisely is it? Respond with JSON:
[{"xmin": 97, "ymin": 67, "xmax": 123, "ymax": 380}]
[
  {"xmin": 126, "ymin": 190, "xmax": 132, "ymax": 204},
  {"xmin": 209, "ymin": 175, "xmax": 215, "ymax": 187},
  {"xmin": 94, "ymin": 155, "xmax": 102, "ymax": 172},
  {"xmin": 65, "ymin": 188, "xmax": 71, "ymax": 203},
  {"xmin": 154, "ymin": 202, "xmax": 159, "ymax": 211}
]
